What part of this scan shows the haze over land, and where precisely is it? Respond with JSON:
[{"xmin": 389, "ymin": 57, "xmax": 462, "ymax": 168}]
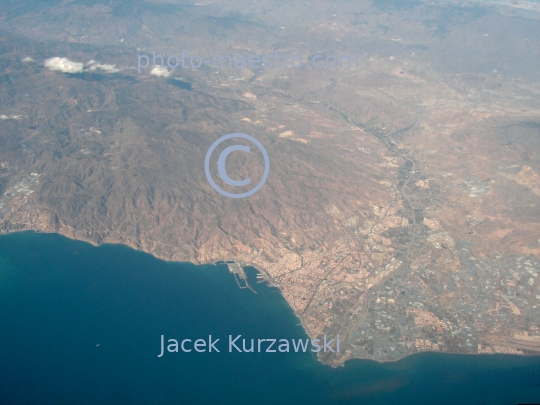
[{"xmin": 0, "ymin": 0, "xmax": 539, "ymax": 365}]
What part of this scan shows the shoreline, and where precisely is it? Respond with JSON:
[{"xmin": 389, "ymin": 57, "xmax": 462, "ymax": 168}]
[{"xmin": 1, "ymin": 228, "xmax": 539, "ymax": 367}]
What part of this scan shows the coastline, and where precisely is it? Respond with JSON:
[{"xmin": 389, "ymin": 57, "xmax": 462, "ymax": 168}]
[
  {"xmin": 2, "ymin": 228, "xmax": 540, "ymax": 367},
  {"xmin": 3, "ymin": 228, "xmax": 540, "ymax": 404}
]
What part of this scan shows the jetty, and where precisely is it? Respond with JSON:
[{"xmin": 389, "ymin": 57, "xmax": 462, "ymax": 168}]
[{"xmin": 227, "ymin": 263, "xmax": 257, "ymax": 293}]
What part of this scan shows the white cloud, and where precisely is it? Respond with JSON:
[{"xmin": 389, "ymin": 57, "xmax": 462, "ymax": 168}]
[
  {"xmin": 151, "ymin": 66, "xmax": 171, "ymax": 77},
  {"xmin": 0, "ymin": 115, "xmax": 8, "ymax": 120},
  {"xmin": 44, "ymin": 57, "xmax": 85, "ymax": 73},
  {"xmin": 44, "ymin": 57, "xmax": 122, "ymax": 74},
  {"xmin": 87, "ymin": 60, "xmax": 121, "ymax": 73},
  {"xmin": 22, "ymin": 56, "xmax": 34, "ymax": 62}
]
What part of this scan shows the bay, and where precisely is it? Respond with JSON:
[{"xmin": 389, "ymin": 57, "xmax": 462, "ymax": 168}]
[{"xmin": 0, "ymin": 231, "xmax": 539, "ymax": 404}]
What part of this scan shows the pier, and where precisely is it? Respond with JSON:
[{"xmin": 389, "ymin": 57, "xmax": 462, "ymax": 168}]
[{"xmin": 227, "ymin": 263, "xmax": 257, "ymax": 293}]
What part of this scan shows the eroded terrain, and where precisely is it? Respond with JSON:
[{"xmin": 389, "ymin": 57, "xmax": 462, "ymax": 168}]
[{"xmin": 1, "ymin": 0, "xmax": 540, "ymax": 365}]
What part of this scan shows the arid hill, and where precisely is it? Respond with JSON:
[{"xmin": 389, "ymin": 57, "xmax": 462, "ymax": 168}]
[{"xmin": 1, "ymin": 0, "xmax": 540, "ymax": 364}]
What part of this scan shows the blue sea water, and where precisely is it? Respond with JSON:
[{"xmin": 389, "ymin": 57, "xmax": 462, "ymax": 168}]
[{"xmin": 0, "ymin": 231, "xmax": 539, "ymax": 405}]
